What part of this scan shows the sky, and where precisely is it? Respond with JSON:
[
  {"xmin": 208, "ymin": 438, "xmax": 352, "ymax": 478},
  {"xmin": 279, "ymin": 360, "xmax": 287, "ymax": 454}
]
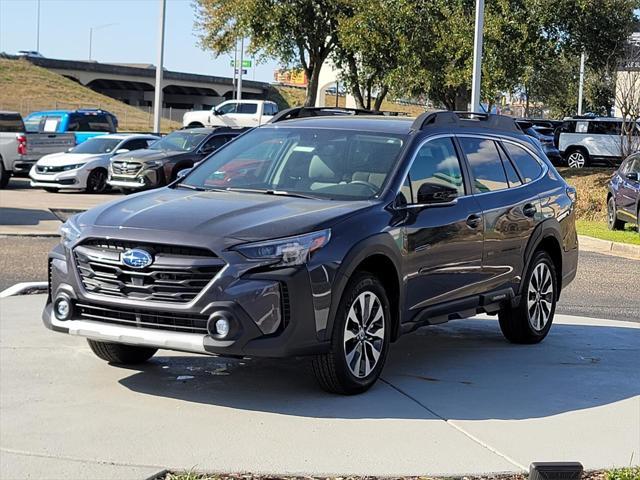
[{"xmin": 0, "ymin": 0, "xmax": 281, "ymax": 83}]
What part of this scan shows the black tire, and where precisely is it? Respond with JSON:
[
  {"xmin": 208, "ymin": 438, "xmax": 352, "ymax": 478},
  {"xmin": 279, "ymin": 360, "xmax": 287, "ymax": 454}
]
[
  {"xmin": 607, "ymin": 196, "xmax": 626, "ymax": 231},
  {"xmin": 87, "ymin": 339, "xmax": 157, "ymax": 364},
  {"xmin": 311, "ymin": 273, "xmax": 391, "ymax": 395},
  {"xmin": 565, "ymin": 147, "xmax": 589, "ymax": 168},
  {"xmin": 85, "ymin": 168, "xmax": 108, "ymax": 193},
  {"xmin": 499, "ymin": 251, "xmax": 557, "ymax": 344},
  {"xmin": 0, "ymin": 159, "xmax": 10, "ymax": 189},
  {"xmin": 44, "ymin": 187, "xmax": 59, "ymax": 193}
]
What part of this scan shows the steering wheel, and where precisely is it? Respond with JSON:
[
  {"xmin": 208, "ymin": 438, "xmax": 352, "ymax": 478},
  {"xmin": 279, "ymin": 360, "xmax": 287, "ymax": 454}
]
[{"xmin": 349, "ymin": 180, "xmax": 379, "ymax": 194}]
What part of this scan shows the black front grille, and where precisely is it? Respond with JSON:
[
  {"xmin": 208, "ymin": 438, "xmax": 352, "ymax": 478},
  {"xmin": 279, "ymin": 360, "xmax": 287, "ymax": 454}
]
[
  {"xmin": 36, "ymin": 165, "xmax": 65, "ymax": 174},
  {"xmin": 75, "ymin": 302, "xmax": 209, "ymax": 334},
  {"xmin": 74, "ymin": 240, "xmax": 224, "ymax": 303},
  {"xmin": 111, "ymin": 161, "xmax": 142, "ymax": 176}
]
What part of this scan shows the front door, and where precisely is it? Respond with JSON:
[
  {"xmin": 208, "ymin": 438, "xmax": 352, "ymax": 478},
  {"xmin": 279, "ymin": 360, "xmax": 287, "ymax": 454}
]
[{"xmin": 402, "ymin": 136, "xmax": 485, "ymax": 312}]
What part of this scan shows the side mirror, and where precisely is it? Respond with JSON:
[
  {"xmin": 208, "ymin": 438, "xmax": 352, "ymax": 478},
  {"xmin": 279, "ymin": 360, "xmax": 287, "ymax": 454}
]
[
  {"xmin": 177, "ymin": 168, "xmax": 192, "ymax": 178},
  {"xmin": 212, "ymin": 109, "xmax": 221, "ymax": 116},
  {"xmin": 417, "ymin": 183, "xmax": 459, "ymax": 205},
  {"xmin": 625, "ymin": 172, "xmax": 639, "ymax": 181},
  {"xmin": 114, "ymin": 148, "xmax": 129, "ymax": 155}
]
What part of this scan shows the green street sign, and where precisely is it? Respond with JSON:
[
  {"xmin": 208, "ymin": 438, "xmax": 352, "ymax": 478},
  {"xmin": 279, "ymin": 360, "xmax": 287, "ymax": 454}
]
[{"xmin": 230, "ymin": 60, "xmax": 252, "ymax": 68}]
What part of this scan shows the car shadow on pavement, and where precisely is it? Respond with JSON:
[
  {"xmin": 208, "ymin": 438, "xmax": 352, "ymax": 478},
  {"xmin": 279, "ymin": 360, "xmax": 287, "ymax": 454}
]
[
  {"xmin": 0, "ymin": 207, "xmax": 57, "ymax": 225},
  {"xmin": 118, "ymin": 319, "xmax": 640, "ymax": 421}
]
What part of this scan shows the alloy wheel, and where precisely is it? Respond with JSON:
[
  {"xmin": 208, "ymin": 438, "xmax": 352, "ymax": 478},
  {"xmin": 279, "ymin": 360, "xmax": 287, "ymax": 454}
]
[
  {"xmin": 527, "ymin": 262, "xmax": 554, "ymax": 331},
  {"xmin": 567, "ymin": 152, "xmax": 585, "ymax": 168},
  {"xmin": 607, "ymin": 198, "xmax": 616, "ymax": 229},
  {"xmin": 87, "ymin": 170, "xmax": 107, "ymax": 193},
  {"xmin": 343, "ymin": 291, "xmax": 385, "ymax": 378}
]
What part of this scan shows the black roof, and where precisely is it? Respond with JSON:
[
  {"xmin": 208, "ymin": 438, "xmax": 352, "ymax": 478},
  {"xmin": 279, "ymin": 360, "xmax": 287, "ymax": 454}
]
[{"xmin": 264, "ymin": 115, "xmax": 415, "ymax": 134}]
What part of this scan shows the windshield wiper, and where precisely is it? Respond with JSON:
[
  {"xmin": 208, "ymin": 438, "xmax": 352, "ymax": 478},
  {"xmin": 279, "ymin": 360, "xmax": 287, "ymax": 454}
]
[
  {"xmin": 175, "ymin": 183, "xmax": 206, "ymax": 191},
  {"xmin": 225, "ymin": 187, "xmax": 318, "ymax": 200}
]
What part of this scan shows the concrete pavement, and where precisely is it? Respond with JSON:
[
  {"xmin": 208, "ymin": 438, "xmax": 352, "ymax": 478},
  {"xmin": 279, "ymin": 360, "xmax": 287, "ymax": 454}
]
[{"xmin": 1, "ymin": 294, "xmax": 638, "ymax": 479}]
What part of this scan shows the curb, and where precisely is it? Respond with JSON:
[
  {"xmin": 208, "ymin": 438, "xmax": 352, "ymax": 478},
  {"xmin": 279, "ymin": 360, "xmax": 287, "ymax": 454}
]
[
  {"xmin": 0, "ymin": 282, "xmax": 48, "ymax": 299},
  {"xmin": 578, "ymin": 235, "xmax": 640, "ymax": 260}
]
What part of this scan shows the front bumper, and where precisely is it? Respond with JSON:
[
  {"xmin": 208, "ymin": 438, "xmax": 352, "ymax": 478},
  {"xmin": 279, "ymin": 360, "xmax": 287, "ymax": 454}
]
[
  {"xmin": 43, "ymin": 243, "xmax": 330, "ymax": 358},
  {"xmin": 29, "ymin": 167, "xmax": 88, "ymax": 189},
  {"xmin": 108, "ymin": 165, "xmax": 164, "ymax": 190}
]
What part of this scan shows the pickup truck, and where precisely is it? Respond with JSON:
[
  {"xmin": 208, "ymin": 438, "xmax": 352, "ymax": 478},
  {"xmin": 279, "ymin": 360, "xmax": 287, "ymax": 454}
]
[
  {"xmin": 0, "ymin": 111, "xmax": 27, "ymax": 188},
  {"xmin": 17, "ymin": 109, "xmax": 118, "ymax": 173},
  {"xmin": 183, "ymin": 100, "xmax": 278, "ymax": 129}
]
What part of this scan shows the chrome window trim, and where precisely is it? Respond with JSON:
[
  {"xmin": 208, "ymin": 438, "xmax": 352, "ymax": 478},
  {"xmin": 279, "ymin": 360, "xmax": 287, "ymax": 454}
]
[{"xmin": 394, "ymin": 132, "xmax": 548, "ymax": 206}]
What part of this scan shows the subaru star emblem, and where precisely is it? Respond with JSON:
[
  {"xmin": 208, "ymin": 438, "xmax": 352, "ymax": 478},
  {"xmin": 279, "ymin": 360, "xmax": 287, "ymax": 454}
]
[{"xmin": 121, "ymin": 249, "xmax": 153, "ymax": 269}]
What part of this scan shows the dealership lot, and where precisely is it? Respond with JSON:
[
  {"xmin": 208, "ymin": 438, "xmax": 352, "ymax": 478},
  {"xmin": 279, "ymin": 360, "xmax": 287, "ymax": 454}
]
[{"xmin": 1, "ymin": 294, "xmax": 638, "ymax": 478}]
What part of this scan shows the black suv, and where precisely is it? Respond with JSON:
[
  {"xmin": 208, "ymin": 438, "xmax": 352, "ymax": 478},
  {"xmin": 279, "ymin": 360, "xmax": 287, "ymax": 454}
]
[{"xmin": 44, "ymin": 109, "xmax": 578, "ymax": 394}]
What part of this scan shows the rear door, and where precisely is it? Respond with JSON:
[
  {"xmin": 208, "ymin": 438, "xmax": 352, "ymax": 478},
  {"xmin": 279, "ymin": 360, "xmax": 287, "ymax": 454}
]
[
  {"xmin": 458, "ymin": 136, "xmax": 542, "ymax": 294},
  {"xmin": 402, "ymin": 136, "xmax": 485, "ymax": 311},
  {"xmin": 618, "ymin": 156, "xmax": 640, "ymax": 219}
]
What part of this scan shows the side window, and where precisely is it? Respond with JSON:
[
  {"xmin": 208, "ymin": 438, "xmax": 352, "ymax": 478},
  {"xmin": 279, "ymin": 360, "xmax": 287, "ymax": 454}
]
[
  {"xmin": 459, "ymin": 137, "xmax": 509, "ymax": 193},
  {"xmin": 42, "ymin": 115, "xmax": 62, "ymax": 132},
  {"xmin": 406, "ymin": 137, "xmax": 465, "ymax": 204},
  {"xmin": 629, "ymin": 158, "xmax": 640, "ymax": 175},
  {"xmin": 588, "ymin": 121, "xmax": 622, "ymax": 135},
  {"xmin": 216, "ymin": 102, "xmax": 237, "ymax": 115},
  {"xmin": 201, "ymin": 135, "xmax": 230, "ymax": 153},
  {"xmin": 498, "ymin": 144, "xmax": 522, "ymax": 187},
  {"xmin": 503, "ymin": 143, "xmax": 543, "ymax": 183},
  {"xmin": 237, "ymin": 103, "xmax": 258, "ymax": 114}
]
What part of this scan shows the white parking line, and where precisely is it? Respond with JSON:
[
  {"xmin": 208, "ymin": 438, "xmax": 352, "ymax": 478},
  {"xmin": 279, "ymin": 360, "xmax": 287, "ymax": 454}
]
[{"xmin": 0, "ymin": 282, "xmax": 48, "ymax": 299}]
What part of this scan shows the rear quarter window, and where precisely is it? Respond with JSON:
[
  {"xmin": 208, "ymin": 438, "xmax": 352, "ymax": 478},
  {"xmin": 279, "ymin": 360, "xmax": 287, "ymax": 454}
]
[
  {"xmin": 0, "ymin": 113, "xmax": 25, "ymax": 133},
  {"xmin": 503, "ymin": 143, "xmax": 543, "ymax": 183}
]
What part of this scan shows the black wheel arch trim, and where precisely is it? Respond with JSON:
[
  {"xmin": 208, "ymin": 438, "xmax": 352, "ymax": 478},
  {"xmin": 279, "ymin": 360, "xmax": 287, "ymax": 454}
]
[
  {"xmin": 324, "ymin": 233, "xmax": 403, "ymax": 343},
  {"xmin": 519, "ymin": 218, "xmax": 565, "ymax": 299}
]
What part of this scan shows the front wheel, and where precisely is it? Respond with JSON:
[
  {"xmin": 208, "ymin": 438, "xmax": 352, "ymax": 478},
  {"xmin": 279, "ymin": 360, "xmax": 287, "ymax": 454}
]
[
  {"xmin": 499, "ymin": 251, "xmax": 557, "ymax": 344},
  {"xmin": 566, "ymin": 148, "xmax": 589, "ymax": 168},
  {"xmin": 87, "ymin": 339, "xmax": 157, "ymax": 364},
  {"xmin": 311, "ymin": 273, "xmax": 391, "ymax": 394},
  {"xmin": 607, "ymin": 197, "xmax": 626, "ymax": 231},
  {"xmin": 85, "ymin": 168, "xmax": 108, "ymax": 193}
]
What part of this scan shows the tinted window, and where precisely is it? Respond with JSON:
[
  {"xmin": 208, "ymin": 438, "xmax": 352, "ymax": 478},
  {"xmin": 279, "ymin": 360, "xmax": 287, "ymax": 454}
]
[
  {"xmin": 121, "ymin": 138, "xmax": 152, "ymax": 151},
  {"xmin": 560, "ymin": 121, "xmax": 576, "ymax": 133},
  {"xmin": 149, "ymin": 131, "xmax": 209, "ymax": 151},
  {"xmin": 588, "ymin": 121, "xmax": 622, "ymax": 135},
  {"xmin": 237, "ymin": 103, "xmax": 258, "ymax": 114},
  {"xmin": 201, "ymin": 135, "xmax": 231, "ymax": 153},
  {"xmin": 407, "ymin": 137, "xmax": 465, "ymax": 203},
  {"xmin": 71, "ymin": 137, "xmax": 121, "ymax": 154},
  {"xmin": 69, "ymin": 113, "xmax": 113, "ymax": 132},
  {"xmin": 498, "ymin": 145, "xmax": 522, "ymax": 187},
  {"xmin": 459, "ymin": 137, "xmax": 509, "ymax": 193},
  {"xmin": 503, "ymin": 143, "xmax": 543, "ymax": 183},
  {"xmin": 0, "ymin": 113, "xmax": 25, "ymax": 132},
  {"xmin": 216, "ymin": 103, "xmax": 236, "ymax": 114}
]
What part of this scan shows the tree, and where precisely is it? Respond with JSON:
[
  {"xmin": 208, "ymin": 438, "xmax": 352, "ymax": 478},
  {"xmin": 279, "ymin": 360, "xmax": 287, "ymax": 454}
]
[
  {"xmin": 194, "ymin": 0, "xmax": 347, "ymax": 106},
  {"xmin": 616, "ymin": 42, "xmax": 640, "ymax": 158}
]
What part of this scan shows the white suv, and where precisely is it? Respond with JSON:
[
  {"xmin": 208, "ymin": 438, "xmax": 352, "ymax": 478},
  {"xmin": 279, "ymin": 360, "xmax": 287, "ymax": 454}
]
[{"xmin": 557, "ymin": 118, "xmax": 628, "ymax": 168}]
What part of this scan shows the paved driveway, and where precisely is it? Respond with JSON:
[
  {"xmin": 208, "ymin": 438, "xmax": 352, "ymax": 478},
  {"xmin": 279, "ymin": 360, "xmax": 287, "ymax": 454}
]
[{"xmin": 1, "ymin": 295, "xmax": 638, "ymax": 479}]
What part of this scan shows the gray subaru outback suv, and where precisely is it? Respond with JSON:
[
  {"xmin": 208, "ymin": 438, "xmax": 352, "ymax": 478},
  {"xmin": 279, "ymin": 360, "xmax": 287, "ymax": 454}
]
[{"xmin": 43, "ymin": 109, "xmax": 578, "ymax": 394}]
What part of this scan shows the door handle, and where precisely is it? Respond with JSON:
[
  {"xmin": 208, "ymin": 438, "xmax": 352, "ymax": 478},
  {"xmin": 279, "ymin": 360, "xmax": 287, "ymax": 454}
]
[
  {"xmin": 466, "ymin": 213, "xmax": 482, "ymax": 229},
  {"xmin": 523, "ymin": 203, "xmax": 537, "ymax": 218}
]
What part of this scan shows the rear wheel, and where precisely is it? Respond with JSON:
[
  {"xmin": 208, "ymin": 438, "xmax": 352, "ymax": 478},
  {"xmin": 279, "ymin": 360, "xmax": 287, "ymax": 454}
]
[
  {"xmin": 499, "ymin": 251, "xmax": 557, "ymax": 344},
  {"xmin": 311, "ymin": 273, "xmax": 391, "ymax": 394},
  {"xmin": 0, "ymin": 160, "xmax": 10, "ymax": 189},
  {"xmin": 607, "ymin": 196, "xmax": 626, "ymax": 231},
  {"xmin": 566, "ymin": 148, "xmax": 589, "ymax": 168},
  {"xmin": 85, "ymin": 168, "xmax": 108, "ymax": 193},
  {"xmin": 87, "ymin": 339, "xmax": 157, "ymax": 364}
]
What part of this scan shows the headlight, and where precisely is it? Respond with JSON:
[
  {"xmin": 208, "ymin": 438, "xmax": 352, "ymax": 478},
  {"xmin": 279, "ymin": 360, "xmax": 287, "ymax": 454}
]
[
  {"xmin": 146, "ymin": 160, "xmax": 164, "ymax": 168},
  {"xmin": 58, "ymin": 215, "xmax": 82, "ymax": 248},
  {"xmin": 62, "ymin": 163, "xmax": 85, "ymax": 171},
  {"xmin": 233, "ymin": 229, "xmax": 331, "ymax": 267}
]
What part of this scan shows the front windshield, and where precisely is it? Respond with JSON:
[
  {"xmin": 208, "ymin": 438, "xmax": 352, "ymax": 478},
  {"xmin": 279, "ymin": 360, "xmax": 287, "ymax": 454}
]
[
  {"xmin": 149, "ymin": 131, "xmax": 208, "ymax": 151},
  {"xmin": 181, "ymin": 127, "xmax": 406, "ymax": 200},
  {"xmin": 70, "ymin": 137, "xmax": 121, "ymax": 154}
]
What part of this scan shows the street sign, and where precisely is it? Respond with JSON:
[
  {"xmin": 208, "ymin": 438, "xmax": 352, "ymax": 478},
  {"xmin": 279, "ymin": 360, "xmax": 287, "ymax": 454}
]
[
  {"xmin": 230, "ymin": 60, "xmax": 252, "ymax": 68},
  {"xmin": 234, "ymin": 68, "xmax": 248, "ymax": 75}
]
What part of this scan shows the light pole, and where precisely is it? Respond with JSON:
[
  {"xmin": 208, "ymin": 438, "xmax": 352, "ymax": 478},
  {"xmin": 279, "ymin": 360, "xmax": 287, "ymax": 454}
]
[
  {"xmin": 89, "ymin": 23, "xmax": 116, "ymax": 61},
  {"xmin": 470, "ymin": 0, "xmax": 485, "ymax": 112},
  {"xmin": 36, "ymin": 0, "xmax": 41, "ymax": 52},
  {"xmin": 237, "ymin": 37, "xmax": 244, "ymax": 100},
  {"xmin": 577, "ymin": 52, "xmax": 586, "ymax": 116},
  {"xmin": 152, "ymin": 0, "xmax": 167, "ymax": 134}
]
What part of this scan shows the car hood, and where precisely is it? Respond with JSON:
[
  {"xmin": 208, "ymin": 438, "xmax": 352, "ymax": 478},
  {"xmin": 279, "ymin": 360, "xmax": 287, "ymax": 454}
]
[
  {"xmin": 37, "ymin": 152, "xmax": 106, "ymax": 166},
  {"xmin": 112, "ymin": 149, "xmax": 185, "ymax": 163},
  {"xmin": 78, "ymin": 187, "xmax": 373, "ymax": 248}
]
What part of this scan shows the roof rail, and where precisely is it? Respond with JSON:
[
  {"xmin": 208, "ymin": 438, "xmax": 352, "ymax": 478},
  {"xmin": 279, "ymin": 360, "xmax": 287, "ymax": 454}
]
[
  {"xmin": 268, "ymin": 106, "xmax": 383, "ymax": 124},
  {"xmin": 411, "ymin": 110, "xmax": 521, "ymax": 133}
]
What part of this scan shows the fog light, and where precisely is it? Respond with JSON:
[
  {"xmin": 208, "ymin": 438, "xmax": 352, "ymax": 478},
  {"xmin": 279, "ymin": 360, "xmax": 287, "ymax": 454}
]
[
  {"xmin": 54, "ymin": 297, "xmax": 72, "ymax": 320},
  {"xmin": 215, "ymin": 318, "xmax": 230, "ymax": 337}
]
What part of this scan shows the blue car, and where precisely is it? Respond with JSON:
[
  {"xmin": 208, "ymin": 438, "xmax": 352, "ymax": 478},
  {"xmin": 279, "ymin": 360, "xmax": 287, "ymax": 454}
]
[
  {"xmin": 23, "ymin": 109, "xmax": 117, "ymax": 144},
  {"xmin": 608, "ymin": 154, "xmax": 640, "ymax": 232}
]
